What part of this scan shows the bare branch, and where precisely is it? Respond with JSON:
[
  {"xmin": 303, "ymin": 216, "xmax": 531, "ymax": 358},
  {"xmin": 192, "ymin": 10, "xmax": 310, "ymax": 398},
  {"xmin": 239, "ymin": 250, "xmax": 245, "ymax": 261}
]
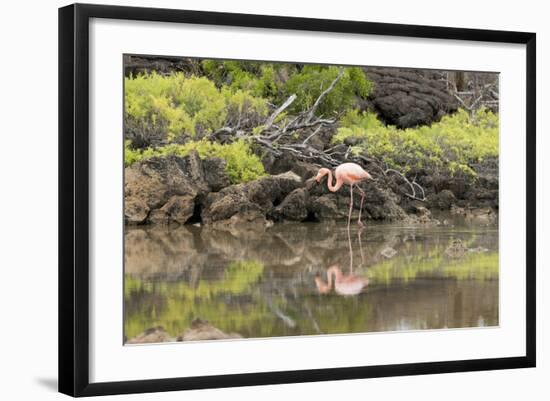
[
  {"xmin": 263, "ymin": 94, "xmax": 297, "ymax": 131},
  {"xmin": 302, "ymin": 125, "xmax": 323, "ymax": 144},
  {"xmin": 385, "ymin": 168, "xmax": 427, "ymax": 201},
  {"xmin": 305, "ymin": 68, "xmax": 345, "ymax": 124}
]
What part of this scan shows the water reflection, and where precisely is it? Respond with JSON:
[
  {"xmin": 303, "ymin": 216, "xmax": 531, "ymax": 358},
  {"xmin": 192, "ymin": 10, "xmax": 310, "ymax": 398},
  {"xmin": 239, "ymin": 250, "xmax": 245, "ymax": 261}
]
[
  {"xmin": 124, "ymin": 218, "xmax": 499, "ymax": 341},
  {"xmin": 315, "ymin": 265, "xmax": 369, "ymax": 296}
]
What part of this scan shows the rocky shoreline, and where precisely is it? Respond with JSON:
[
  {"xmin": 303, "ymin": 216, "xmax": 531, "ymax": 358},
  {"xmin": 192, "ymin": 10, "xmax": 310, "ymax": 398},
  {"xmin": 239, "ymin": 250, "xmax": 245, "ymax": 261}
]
[{"xmin": 124, "ymin": 150, "xmax": 498, "ymax": 227}]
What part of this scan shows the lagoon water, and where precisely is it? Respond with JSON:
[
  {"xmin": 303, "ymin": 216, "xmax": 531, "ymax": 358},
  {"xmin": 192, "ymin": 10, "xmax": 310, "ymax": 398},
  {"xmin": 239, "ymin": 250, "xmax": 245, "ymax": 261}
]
[{"xmin": 124, "ymin": 217, "xmax": 498, "ymax": 342}]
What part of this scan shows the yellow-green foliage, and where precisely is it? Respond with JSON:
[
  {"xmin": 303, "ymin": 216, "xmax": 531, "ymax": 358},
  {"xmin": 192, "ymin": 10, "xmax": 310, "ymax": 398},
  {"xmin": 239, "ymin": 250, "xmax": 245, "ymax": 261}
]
[
  {"xmin": 124, "ymin": 139, "xmax": 266, "ymax": 184},
  {"xmin": 125, "ymin": 72, "xmax": 268, "ymax": 139},
  {"xmin": 333, "ymin": 108, "xmax": 499, "ymax": 177}
]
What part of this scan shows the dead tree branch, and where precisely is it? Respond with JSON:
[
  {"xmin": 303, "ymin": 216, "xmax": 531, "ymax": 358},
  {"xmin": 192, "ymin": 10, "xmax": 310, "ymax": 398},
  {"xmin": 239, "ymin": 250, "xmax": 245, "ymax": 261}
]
[
  {"xmin": 305, "ymin": 68, "xmax": 345, "ymax": 124},
  {"xmin": 385, "ymin": 168, "xmax": 427, "ymax": 201},
  {"xmin": 263, "ymin": 94, "xmax": 296, "ymax": 131}
]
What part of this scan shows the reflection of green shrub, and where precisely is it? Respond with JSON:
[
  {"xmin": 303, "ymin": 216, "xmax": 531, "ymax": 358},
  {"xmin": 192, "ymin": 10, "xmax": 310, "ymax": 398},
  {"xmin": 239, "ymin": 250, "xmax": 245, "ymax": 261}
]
[
  {"xmin": 124, "ymin": 260, "xmax": 265, "ymax": 338},
  {"xmin": 368, "ymin": 251, "xmax": 498, "ymax": 285},
  {"xmin": 125, "ymin": 72, "xmax": 268, "ymax": 140},
  {"xmin": 333, "ymin": 108, "xmax": 499, "ymax": 178},
  {"xmin": 124, "ymin": 139, "xmax": 265, "ymax": 184}
]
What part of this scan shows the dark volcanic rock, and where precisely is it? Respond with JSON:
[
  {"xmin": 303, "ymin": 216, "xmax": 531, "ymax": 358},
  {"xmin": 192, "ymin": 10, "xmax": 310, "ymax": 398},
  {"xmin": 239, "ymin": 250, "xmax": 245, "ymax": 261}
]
[
  {"xmin": 263, "ymin": 152, "xmax": 319, "ymax": 181},
  {"xmin": 364, "ymin": 67, "xmax": 458, "ymax": 128},
  {"xmin": 308, "ymin": 178, "xmax": 407, "ymax": 221},
  {"xmin": 427, "ymin": 189, "xmax": 457, "ymax": 210},
  {"xmin": 203, "ymin": 158, "xmax": 230, "ymax": 191},
  {"xmin": 202, "ymin": 171, "xmax": 303, "ymax": 225},
  {"xmin": 272, "ymin": 188, "xmax": 309, "ymax": 221},
  {"xmin": 310, "ymin": 194, "xmax": 345, "ymax": 219},
  {"xmin": 146, "ymin": 196, "xmax": 195, "ymax": 225},
  {"xmin": 125, "ymin": 197, "xmax": 150, "ymax": 225},
  {"xmin": 124, "ymin": 55, "xmax": 200, "ymax": 77},
  {"xmin": 124, "ymin": 151, "xmax": 229, "ymax": 225}
]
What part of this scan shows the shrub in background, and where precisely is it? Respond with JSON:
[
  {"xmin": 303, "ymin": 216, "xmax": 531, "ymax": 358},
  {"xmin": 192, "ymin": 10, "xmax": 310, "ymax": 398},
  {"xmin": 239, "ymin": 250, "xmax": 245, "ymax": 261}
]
[
  {"xmin": 125, "ymin": 139, "xmax": 265, "ymax": 184},
  {"xmin": 333, "ymin": 108, "xmax": 498, "ymax": 178}
]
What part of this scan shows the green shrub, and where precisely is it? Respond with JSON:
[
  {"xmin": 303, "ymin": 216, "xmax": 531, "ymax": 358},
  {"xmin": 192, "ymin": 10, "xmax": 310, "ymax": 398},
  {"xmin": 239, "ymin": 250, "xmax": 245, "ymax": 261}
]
[
  {"xmin": 333, "ymin": 108, "xmax": 499, "ymax": 177},
  {"xmin": 125, "ymin": 72, "xmax": 268, "ymax": 141},
  {"xmin": 202, "ymin": 60, "xmax": 279, "ymax": 99},
  {"xmin": 279, "ymin": 65, "xmax": 371, "ymax": 116},
  {"xmin": 201, "ymin": 61, "xmax": 372, "ymax": 117},
  {"xmin": 124, "ymin": 139, "xmax": 265, "ymax": 184}
]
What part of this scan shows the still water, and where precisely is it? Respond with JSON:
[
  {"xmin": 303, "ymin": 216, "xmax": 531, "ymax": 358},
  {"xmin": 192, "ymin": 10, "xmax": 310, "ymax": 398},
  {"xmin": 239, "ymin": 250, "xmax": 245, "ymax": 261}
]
[{"xmin": 124, "ymin": 218, "xmax": 499, "ymax": 342}]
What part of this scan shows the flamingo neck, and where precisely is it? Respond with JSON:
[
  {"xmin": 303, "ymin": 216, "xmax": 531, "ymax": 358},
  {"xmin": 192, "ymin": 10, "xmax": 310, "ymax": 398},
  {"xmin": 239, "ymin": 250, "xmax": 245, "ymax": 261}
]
[
  {"xmin": 326, "ymin": 266, "xmax": 342, "ymax": 286},
  {"xmin": 325, "ymin": 170, "xmax": 344, "ymax": 192}
]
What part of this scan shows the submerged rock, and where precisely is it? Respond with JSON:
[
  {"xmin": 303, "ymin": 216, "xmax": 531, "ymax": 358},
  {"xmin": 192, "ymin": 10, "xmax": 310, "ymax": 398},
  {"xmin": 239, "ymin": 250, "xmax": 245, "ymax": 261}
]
[{"xmin": 178, "ymin": 319, "xmax": 242, "ymax": 341}]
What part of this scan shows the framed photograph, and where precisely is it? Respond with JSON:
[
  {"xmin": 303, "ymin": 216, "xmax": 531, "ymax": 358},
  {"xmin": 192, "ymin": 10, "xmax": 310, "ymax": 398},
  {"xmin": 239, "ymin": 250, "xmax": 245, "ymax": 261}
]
[{"xmin": 58, "ymin": 3, "xmax": 536, "ymax": 397}]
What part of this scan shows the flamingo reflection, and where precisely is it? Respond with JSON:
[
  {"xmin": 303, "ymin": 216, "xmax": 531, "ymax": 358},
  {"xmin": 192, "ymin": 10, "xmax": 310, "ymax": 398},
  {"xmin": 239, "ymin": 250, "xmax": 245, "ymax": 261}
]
[{"xmin": 315, "ymin": 265, "xmax": 369, "ymax": 296}]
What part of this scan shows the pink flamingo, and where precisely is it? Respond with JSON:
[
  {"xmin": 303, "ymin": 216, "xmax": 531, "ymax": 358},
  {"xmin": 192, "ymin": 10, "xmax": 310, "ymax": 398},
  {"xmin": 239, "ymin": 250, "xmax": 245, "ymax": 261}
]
[
  {"xmin": 315, "ymin": 162, "xmax": 372, "ymax": 228},
  {"xmin": 315, "ymin": 265, "xmax": 369, "ymax": 296}
]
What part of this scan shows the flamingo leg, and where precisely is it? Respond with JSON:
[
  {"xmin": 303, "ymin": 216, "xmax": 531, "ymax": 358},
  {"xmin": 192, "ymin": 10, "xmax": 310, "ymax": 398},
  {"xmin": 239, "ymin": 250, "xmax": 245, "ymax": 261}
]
[
  {"xmin": 357, "ymin": 186, "xmax": 366, "ymax": 227},
  {"xmin": 348, "ymin": 183, "xmax": 354, "ymax": 231}
]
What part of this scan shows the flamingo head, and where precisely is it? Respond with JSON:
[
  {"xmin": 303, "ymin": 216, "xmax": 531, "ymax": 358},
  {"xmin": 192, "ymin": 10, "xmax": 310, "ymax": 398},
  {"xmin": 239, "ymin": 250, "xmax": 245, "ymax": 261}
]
[{"xmin": 315, "ymin": 168, "xmax": 331, "ymax": 183}]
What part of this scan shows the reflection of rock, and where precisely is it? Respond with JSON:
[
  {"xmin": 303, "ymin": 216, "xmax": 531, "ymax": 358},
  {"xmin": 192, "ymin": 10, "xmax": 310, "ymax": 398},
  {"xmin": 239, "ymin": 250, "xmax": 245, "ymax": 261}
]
[
  {"xmin": 380, "ymin": 247, "xmax": 398, "ymax": 259},
  {"xmin": 469, "ymin": 246, "xmax": 489, "ymax": 253},
  {"xmin": 451, "ymin": 206, "xmax": 498, "ymax": 225},
  {"xmin": 177, "ymin": 319, "xmax": 242, "ymax": 341},
  {"xmin": 202, "ymin": 171, "xmax": 302, "ymax": 224},
  {"xmin": 124, "ymin": 226, "xmax": 211, "ymax": 277},
  {"xmin": 406, "ymin": 205, "xmax": 440, "ymax": 225},
  {"xmin": 125, "ymin": 151, "xmax": 228, "ymax": 225},
  {"xmin": 465, "ymin": 207, "xmax": 498, "ymax": 225},
  {"xmin": 445, "ymin": 239, "xmax": 467, "ymax": 259},
  {"xmin": 126, "ymin": 326, "xmax": 174, "ymax": 344}
]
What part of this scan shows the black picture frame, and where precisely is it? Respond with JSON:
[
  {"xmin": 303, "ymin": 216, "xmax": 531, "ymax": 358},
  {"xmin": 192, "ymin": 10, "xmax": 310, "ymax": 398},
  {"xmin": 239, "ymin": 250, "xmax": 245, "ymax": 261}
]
[{"xmin": 58, "ymin": 3, "xmax": 536, "ymax": 397}]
